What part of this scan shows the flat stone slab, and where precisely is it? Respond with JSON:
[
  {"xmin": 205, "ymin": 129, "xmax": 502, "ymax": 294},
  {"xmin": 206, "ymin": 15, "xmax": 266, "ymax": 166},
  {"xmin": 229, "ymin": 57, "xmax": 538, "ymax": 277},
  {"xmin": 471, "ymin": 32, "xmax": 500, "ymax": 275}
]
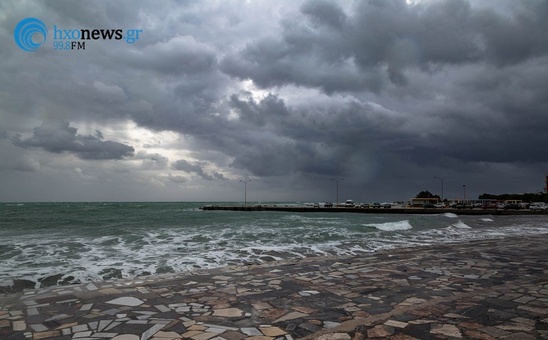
[
  {"xmin": 111, "ymin": 335, "xmax": 140, "ymax": 340},
  {"xmin": 211, "ymin": 308, "xmax": 243, "ymax": 317},
  {"xmin": 106, "ymin": 296, "xmax": 145, "ymax": 307}
]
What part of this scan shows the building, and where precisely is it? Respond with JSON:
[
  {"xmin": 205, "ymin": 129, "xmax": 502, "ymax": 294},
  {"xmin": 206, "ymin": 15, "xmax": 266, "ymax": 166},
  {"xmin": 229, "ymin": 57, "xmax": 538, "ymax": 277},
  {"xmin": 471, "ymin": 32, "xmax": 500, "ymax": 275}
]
[{"xmin": 409, "ymin": 197, "xmax": 440, "ymax": 207}]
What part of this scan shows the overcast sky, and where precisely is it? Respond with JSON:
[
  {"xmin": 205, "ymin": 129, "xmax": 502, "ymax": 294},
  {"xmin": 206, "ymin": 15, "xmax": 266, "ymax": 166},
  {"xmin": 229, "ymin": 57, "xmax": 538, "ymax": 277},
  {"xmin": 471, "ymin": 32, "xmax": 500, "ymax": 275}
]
[{"xmin": 1, "ymin": 0, "xmax": 548, "ymax": 202}]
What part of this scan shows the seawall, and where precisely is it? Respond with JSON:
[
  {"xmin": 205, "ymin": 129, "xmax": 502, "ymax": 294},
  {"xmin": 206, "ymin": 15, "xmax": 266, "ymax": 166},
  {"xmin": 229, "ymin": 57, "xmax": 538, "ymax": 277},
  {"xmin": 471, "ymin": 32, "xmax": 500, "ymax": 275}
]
[{"xmin": 201, "ymin": 205, "xmax": 547, "ymax": 215}]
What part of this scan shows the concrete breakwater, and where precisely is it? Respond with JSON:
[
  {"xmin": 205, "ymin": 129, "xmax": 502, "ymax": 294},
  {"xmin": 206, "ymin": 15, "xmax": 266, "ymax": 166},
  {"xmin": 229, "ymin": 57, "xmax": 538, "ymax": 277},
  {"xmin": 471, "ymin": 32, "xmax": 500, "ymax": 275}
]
[{"xmin": 201, "ymin": 205, "xmax": 547, "ymax": 215}]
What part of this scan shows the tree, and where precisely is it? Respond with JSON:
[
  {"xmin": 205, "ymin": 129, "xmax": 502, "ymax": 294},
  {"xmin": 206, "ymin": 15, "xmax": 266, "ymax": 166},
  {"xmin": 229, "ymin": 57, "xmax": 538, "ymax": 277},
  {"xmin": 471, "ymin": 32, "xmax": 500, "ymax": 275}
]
[
  {"xmin": 416, "ymin": 190, "xmax": 441, "ymax": 199},
  {"xmin": 479, "ymin": 192, "xmax": 548, "ymax": 203}
]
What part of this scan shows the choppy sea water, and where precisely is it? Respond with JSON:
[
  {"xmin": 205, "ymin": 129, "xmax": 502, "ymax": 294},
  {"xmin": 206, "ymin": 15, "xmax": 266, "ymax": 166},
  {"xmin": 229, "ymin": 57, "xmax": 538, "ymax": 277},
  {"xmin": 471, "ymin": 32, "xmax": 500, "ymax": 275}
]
[{"xmin": 1, "ymin": 202, "xmax": 547, "ymax": 290}]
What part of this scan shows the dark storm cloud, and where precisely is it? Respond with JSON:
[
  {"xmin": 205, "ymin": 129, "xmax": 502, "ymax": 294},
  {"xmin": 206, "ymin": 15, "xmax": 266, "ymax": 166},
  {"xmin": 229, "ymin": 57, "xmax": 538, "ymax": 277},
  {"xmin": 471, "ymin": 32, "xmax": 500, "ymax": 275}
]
[
  {"xmin": 42, "ymin": 0, "xmax": 142, "ymax": 27},
  {"xmin": 300, "ymin": 0, "xmax": 347, "ymax": 29},
  {"xmin": 473, "ymin": 0, "xmax": 548, "ymax": 65},
  {"xmin": 229, "ymin": 93, "xmax": 290, "ymax": 127},
  {"xmin": 197, "ymin": 93, "xmax": 402, "ymax": 178},
  {"xmin": 404, "ymin": 57, "xmax": 548, "ymax": 165},
  {"xmin": 2, "ymin": 0, "xmax": 548, "ymax": 202},
  {"xmin": 12, "ymin": 121, "xmax": 134, "ymax": 160},
  {"xmin": 125, "ymin": 36, "xmax": 218, "ymax": 76},
  {"xmin": 220, "ymin": 0, "xmax": 548, "ymax": 91},
  {"xmin": 212, "ymin": 0, "xmax": 548, "ymax": 178}
]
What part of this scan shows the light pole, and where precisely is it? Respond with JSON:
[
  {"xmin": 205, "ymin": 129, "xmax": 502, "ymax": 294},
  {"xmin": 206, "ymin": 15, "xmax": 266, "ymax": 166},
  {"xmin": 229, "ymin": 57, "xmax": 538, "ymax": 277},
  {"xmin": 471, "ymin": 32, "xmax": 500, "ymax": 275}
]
[
  {"xmin": 434, "ymin": 176, "xmax": 450, "ymax": 202},
  {"xmin": 330, "ymin": 178, "xmax": 343, "ymax": 207},
  {"xmin": 240, "ymin": 179, "xmax": 251, "ymax": 206},
  {"xmin": 463, "ymin": 184, "xmax": 466, "ymax": 204}
]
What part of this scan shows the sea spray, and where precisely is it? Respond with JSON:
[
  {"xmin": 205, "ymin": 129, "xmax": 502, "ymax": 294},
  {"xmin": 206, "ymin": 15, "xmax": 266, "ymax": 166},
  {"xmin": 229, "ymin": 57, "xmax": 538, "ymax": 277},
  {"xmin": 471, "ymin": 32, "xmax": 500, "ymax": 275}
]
[{"xmin": 364, "ymin": 220, "xmax": 413, "ymax": 231}]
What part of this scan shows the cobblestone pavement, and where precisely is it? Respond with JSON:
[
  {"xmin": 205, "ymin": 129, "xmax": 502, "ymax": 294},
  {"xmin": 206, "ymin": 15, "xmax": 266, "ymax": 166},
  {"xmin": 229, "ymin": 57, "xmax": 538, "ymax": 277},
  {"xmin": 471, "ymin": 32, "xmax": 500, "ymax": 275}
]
[{"xmin": 1, "ymin": 235, "xmax": 547, "ymax": 340}]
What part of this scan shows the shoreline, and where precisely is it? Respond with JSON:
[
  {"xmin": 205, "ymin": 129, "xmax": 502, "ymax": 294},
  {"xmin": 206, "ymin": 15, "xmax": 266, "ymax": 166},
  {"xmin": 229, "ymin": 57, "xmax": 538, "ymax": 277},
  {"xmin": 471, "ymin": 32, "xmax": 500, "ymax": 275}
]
[
  {"xmin": 0, "ymin": 223, "xmax": 540, "ymax": 295},
  {"xmin": 1, "ymin": 234, "xmax": 547, "ymax": 339},
  {"xmin": 3, "ymin": 220, "xmax": 542, "ymax": 295},
  {"xmin": 0, "ymin": 238, "xmax": 482, "ymax": 295}
]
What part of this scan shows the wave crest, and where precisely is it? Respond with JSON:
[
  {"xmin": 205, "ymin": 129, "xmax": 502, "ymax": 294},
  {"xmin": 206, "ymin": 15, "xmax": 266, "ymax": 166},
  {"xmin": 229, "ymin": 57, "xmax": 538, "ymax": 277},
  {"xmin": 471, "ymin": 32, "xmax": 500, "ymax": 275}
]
[{"xmin": 365, "ymin": 220, "xmax": 413, "ymax": 231}]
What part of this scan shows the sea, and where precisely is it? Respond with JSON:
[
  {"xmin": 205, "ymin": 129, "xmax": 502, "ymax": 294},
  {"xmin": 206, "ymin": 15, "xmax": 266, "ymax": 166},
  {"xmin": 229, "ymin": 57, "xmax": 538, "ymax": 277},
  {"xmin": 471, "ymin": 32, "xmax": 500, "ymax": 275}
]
[{"xmin": 1, "ymin": 202, "xmax": 548, "ymax": 291}]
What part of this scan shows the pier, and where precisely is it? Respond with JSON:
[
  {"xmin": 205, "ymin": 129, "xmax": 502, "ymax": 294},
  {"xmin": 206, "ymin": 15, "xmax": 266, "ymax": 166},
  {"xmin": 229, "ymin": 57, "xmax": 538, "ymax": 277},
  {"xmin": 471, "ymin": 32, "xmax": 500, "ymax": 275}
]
[{"xmin": 200, "ymin": 204, "xmax": 547, "ymax": 215}]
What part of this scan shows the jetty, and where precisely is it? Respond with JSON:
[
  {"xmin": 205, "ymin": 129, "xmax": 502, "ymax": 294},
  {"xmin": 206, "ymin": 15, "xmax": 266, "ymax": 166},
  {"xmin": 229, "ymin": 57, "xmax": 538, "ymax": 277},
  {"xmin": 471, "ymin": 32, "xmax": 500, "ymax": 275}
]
[{"xmin": 200, "ymin": 204, "xmax": 547, "ymax": 215}]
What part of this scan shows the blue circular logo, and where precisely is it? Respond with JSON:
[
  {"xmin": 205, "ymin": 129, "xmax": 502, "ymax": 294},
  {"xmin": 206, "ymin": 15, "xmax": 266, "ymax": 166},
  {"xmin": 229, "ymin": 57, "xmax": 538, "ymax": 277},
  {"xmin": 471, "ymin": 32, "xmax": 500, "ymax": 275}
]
[{"xmin": 14, "ymin": 18, "xmax": 48, "ymax": 52}]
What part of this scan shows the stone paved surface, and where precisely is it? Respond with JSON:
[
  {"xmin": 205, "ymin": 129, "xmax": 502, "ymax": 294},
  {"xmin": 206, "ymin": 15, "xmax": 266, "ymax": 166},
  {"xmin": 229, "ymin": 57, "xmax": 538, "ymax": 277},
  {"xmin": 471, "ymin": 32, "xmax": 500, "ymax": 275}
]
[{"xmin": 1, "ymin": 235, "xmax": 547, "ymax": 340}]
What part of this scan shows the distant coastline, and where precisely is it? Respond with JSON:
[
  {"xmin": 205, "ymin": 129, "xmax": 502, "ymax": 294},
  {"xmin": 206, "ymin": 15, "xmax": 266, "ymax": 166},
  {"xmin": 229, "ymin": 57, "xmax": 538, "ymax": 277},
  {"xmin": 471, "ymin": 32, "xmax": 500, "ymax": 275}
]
[{"xmin": 201, "ymin": 204, "xmax": 548, "ymax": 215}]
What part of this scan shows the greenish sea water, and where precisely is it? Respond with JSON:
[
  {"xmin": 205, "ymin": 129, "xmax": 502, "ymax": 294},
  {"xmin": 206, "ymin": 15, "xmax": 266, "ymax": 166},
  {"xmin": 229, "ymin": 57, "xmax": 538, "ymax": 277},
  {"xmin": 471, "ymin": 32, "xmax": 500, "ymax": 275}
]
[{"xmin": 1, "ymin": 202, "xmax": 547, "ymax": 289}]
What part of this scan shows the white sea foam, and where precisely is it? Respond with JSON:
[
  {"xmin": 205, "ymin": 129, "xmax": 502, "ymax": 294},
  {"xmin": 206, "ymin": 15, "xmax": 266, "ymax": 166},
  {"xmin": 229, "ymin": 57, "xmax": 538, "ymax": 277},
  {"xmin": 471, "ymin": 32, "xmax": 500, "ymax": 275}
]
[
  {"xmin": 365, "ymin": 220, "xmax": 413, "ymax": 231},
  {"xmin": 347, "ymin": 245, "xmax": 371, "ymax": 254},
  {"xmin": 282, "ymin": 214, "xmax": 345, "ymax": 226},
  {"xmin": 3, "ymin": 202, "xmax": 548, "ymax": 290},
  {"xmin": 444, "ymin": 213, "xmax": 458, "ymax": 218},
  {"xmin": 451, "ymin": 221, "xmax": 472, "ymax": 229}
]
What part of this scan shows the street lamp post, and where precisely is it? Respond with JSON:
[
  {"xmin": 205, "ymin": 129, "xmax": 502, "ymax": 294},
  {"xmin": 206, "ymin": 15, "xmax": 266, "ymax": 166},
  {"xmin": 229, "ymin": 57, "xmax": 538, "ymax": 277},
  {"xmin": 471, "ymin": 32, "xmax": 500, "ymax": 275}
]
[
  {"xmin": 330, "ymin": 178, "xmax": 343, "ymax": 207},
  {"xmin": 240, "ymin": 179, "xmax": 251, "ymax": 206},
  {"xmin": 463, "ymin": 184, "xmax": 466, "ymax": 204},
  {"xmin": 434, "ymin": 176, "xmax": 450, "ymax": 202}
]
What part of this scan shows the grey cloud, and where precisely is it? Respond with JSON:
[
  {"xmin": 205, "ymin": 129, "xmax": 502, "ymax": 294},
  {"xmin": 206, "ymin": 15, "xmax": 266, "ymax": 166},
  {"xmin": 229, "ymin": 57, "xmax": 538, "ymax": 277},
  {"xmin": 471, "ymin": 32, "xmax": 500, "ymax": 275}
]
[
  {"xmin": 167, "ymin": 174, "xmax": 188, "ymax": 184},
  {"xmin": 172, "ymin": 159, "xmax": 214, "ymax": 180},
  {"xmin": 2, "ymin": 0, "xmax": 548, "ymax": 202},
  {"xmin": 229, "ymin": 93, "xmax": 289, "ymax": 127},
  {"xmin": 213, "ymin": 0, "xmax": 548, "ymax": 185},
  {"xmin": 125, "ymin": 36, "xmax": 217, "ymax": 76},
  {"xmin": 212, "ymin": 171, "xmax": 226, "ymax": 180},
  {"xmin": 472, "ymin": 1, "xmax": 548, "ymax": 65},
  {"xmin": 229, "ymin": 93, "xmax": 406, "ymax": 144},
  {"xmin": 228, "ymin": 140, "xmax": 347, "ymax": 178},
  {"xmin": 219, "ymin": 35, "xmax": 368, "ymax": 93},
  {"xmin": 418, "ymin": 59, "xmax": 548, "ymax": 164},
  {"xmin": 134, "ymin": 151, "xmax": 169, "ymax": 169},
  {"xmin": 205, "ymin": 93, "xmax": 402, "ymax": 178},
  {"xmin": 42, "ymin": 0, "xmax": 142, "ymax": 28},
  {"xmin": 12, "ymin": 121, "xmax": 134, "ymax": 160},
  {"xmin": 149, "ymin": 154, "xmax": 169, "ymax": 167},
  {"xmin": 14, "ymin": 156, "xmax": 41, "ymax": 172},
  {"xmin": 220, "ymin": 0, "xmax": 548, "ymax": 93},
  {"xmin": 300, "ymin": 0, "xmax": 346, "ymax": 29}
]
